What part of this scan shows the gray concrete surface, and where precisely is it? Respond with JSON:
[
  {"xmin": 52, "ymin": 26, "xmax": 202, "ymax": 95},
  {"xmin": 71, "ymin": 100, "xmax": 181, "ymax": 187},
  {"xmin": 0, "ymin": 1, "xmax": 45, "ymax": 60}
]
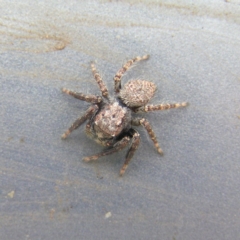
[{"xmin": 1, "ymin": 0, "xmax": 240, "ymax": 239}]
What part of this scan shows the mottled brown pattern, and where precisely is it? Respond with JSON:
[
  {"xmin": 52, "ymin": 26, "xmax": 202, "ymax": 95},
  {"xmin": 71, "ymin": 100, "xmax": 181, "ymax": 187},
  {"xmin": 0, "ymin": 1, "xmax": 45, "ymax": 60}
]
[
  {"xmin": 94, "ymin": 102, "xmax": 131, "ymax": 137},
  {"xmin": 132, "ymin": 118, "xmax": 163, "ymax": 155},
  {"xmin": 134, "ymin": 102, "xmax": 188, "ymax": 113},
  {"xmin": 62, "ymin": 88, "xmax": 102, "ymax": 103},
  {"xmin": 91, "ymin": 62, "xmax": 109, "ymax": 98},
  {"xmin": 61, "ymin": 105, "xmax": 99, "ymax": 139},
  {"xmin": 120, "ymin": 130, "xmax": 140, "ymax": 176},
  {"xmin": 119, "ymin": 79, "xmax": 157, "ymax": 107},
  {"xmin": 61, "ymin": 55, "xmax": 188, "ymax": 176},
  {"xmin": 83, "ymin": 136, "xmax": 130, "ymax": 162}
]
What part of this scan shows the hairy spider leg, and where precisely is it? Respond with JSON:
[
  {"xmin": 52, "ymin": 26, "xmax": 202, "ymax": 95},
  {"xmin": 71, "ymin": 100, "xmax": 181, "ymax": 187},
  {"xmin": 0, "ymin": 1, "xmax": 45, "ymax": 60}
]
[
  {"xmin": 132, "ymin": 118, "xmax": 163, "ymax": 155},
  {"xmin": 133, "ymin": 102, "xmax": 188, "ymax": 113},
  {"xmin": 120, "ymin": 129, "xmax": 140, "ymax": 176},
  {"xmin": 83, "ymin": 136, "xmax": 131, "ymax": 162},
  {"xmin": 114, "ymin": 55, "xmax": 149, "ymax": 93},
  {"xmin": 61, "ymin": 105, "xmax": 99, "ymax": 139},
  {"xmin": 91, "ymin": 62, "xmax": 109, "ymax": 99},
  {"xmin": 62, "ymin": 88, "xmax": 102, "ymax": 104}
]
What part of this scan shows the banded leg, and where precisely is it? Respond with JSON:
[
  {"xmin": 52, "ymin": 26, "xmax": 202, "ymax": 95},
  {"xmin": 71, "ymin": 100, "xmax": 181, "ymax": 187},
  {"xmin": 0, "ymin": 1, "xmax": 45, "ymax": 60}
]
[
  {"xmin": 83, "ymin": 136, "xmax": 130, "ymax": 162},
  {"xmin": 61, "ymin": 105, "xmax": 98, "ymax": 139},
  {"xmin": 120, "ymin": 130, "xmax": 140, "ymax": 176},
  {"xmin": 114, "ymin": 55, "xmax": 149, "ymax": 93},
  {"xmin": 134, "ymin": 102, "xmax": 188, "ymax": 113},
  {"xmin": 132, "ymin": 118, "xmax": 163, "ymax": 155},
  {"xmin": 62, "ymin": 88, "xmax": 102, "ymax": 104},
  {"xmin": 91, "ymin": 62, "xmax": 109, "ymax": 99}
]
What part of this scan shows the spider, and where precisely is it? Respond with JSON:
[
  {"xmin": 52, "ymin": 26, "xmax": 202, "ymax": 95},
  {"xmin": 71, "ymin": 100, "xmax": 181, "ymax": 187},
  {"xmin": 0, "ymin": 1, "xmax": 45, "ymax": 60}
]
[{"xmin": 61, "ymin": 55, "xmax": 188, "ymax": 176}]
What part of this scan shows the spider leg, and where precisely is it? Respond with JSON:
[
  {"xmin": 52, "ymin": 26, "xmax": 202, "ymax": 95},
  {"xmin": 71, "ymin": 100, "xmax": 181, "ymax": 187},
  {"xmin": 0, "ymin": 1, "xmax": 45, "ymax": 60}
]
[
  {"xmin": 61, "ymin": 105, "xmax": 98, "ymax": 139},
  {"xmin": 132, "ymin": 118, "xmax": 163, "ymax": 155},
  {"xmin": 91, "ymin": 62, "xmax": 109, "ymax": 99},
  {"xmin": 120, "ymin": 129, "xmax": 140, "ymax": 176},
  {"xmin": 134, "ymin": 102, "xmax": 188, "ymax": 113},
  {"xmin": 83, "ymin": 136, "xmax": 131, "ymax": 162},
  {"xmin": 114, "ymin": 55, "xmax": 149, "ymax": 93},
  {"xmin": 62, "ymin": 88, "xmax": 102, "ymax": 104}
]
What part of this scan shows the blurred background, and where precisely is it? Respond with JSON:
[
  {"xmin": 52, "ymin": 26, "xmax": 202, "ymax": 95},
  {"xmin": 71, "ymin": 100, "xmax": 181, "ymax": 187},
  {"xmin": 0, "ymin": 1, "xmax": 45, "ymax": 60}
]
[{"xmin": 1, "ymin": 0, "xmax": 240, "ymax": 239}]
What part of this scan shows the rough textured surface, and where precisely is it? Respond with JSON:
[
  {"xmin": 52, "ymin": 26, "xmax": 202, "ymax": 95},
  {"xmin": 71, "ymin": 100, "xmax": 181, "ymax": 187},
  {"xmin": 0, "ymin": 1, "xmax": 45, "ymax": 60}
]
[
  {"xmin": 94, "ymin": 102, "xmax": 130, "ymax": 138},
  {"xmin": 119, "ymin": 79, "xmax": 157, "ymax": 107},
  {"xmin": 62, "ymin": 56, "xmax": 183, "ymax": 175},
  {"xmin": 1, "ymin": 0, "xmax": 240, "ymax": 239}
]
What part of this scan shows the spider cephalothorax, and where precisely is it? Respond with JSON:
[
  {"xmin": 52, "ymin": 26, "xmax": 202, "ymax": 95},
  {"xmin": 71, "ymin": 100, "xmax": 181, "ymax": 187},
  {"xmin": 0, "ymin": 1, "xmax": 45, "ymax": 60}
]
[{"xmin": 62, "ymin": 55, "xmax": 188, "ymax": 176}]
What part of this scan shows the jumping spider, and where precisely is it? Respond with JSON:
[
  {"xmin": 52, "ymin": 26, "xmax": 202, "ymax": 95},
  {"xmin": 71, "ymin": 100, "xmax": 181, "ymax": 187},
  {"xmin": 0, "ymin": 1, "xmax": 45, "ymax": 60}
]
[{"xmin": 61, "ymin": 55, "xmax": 188, "ymax": 176}]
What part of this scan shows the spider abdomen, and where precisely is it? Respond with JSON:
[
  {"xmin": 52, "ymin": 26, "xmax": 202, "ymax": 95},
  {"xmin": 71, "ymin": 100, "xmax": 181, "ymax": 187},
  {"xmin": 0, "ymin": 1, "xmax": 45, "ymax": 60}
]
[{"xmin": 119, "ymin": 79, "xmax": 157, "ymax": 107}]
